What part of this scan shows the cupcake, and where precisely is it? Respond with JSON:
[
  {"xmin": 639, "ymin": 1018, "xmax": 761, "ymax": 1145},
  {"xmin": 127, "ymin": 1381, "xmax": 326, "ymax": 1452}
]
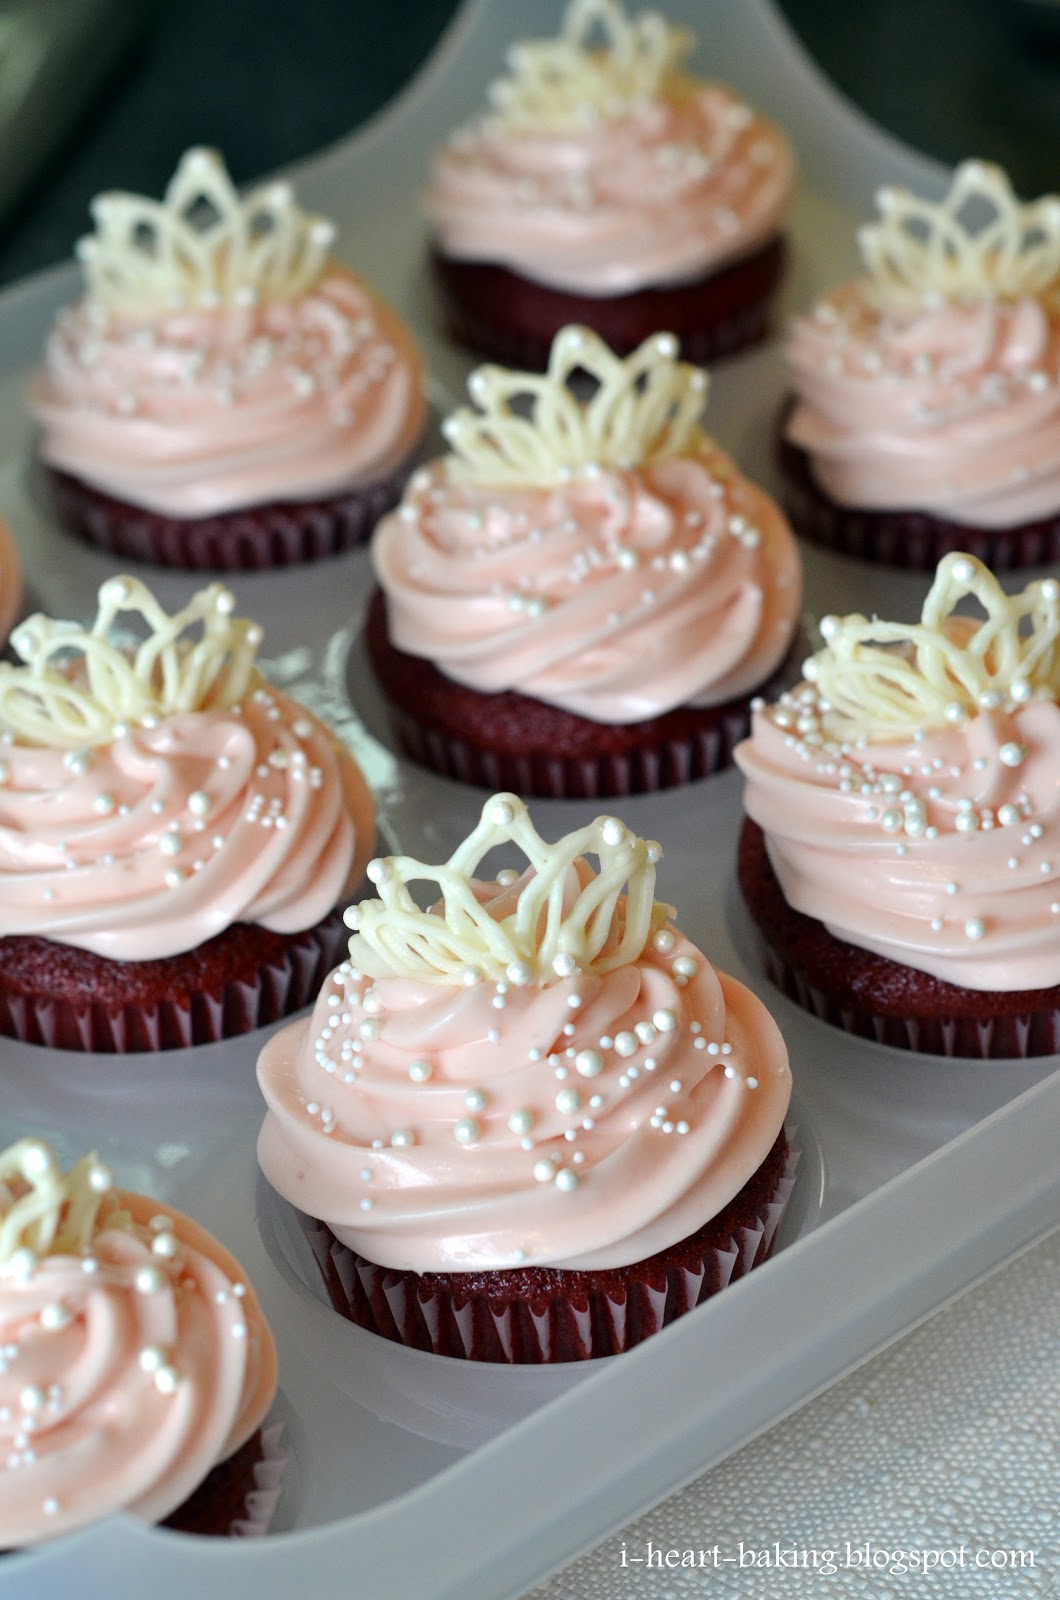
[
  {"xmin": 780, "ymin": 161, "xmax": 1060, "ymax": 570},
  {"xmin": 257, "ymin": 794, "xmax": 796, "ymax": 1363},
  {"xmin": 0, "ymin": 576, "xmax": 375, "ymax": 1051},
  {"xmin": 736, "ymin": 553, "xmax": 1060, "ymax": 1057},
  {"xmin": 30, "ymin": 148, "xmax": 426, "ymax": 570},
  {"xmin": 0, "ymin": 514, "xmax": 21, "ymax": 646},
  {"xmin": 425, "ymin": 0, "xmax": 794, "ymax": 367},
  {"xmin": 369, "ymin": 325, "xmax": 802, "ymax": 798},
  {"xmin": 0, "ymin": 1136, "xmax": 279, "ymax": 1546}
]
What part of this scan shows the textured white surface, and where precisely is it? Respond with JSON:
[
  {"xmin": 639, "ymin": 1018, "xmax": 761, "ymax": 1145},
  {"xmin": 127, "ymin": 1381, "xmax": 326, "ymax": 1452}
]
[{"xmin": 529, "ymin": 1228, "xmax": 1060, "ymax": 1597}]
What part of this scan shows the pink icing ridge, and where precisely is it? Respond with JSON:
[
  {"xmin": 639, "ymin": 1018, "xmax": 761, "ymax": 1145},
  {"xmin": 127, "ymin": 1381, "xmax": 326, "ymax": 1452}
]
[
  {"xmin": 257, "ymin": 903, "xmax": 791, "ymax": 1274},
  {"xmin": 0, "ymin": 683, "xmax": 375, "ymax": 962},
  {"xmin": 0, "ymin": 515, "xmax": 21, "ymax": 646},
  {"xmin": 0, "ymin": 1192, "xmax": 276, "ymax": 1547},
  {"xmin": 30, "ymin": 268, "xmax": 426, "ymax": 518},
  {"xmin": 737, "ymin": 699, "xmax": 1060, "ymax": 991},
  {"xmin": 372, "ymin": 452, "xmax": 801, "ymax": 723},
  {"xmin": 785, "ymin": 284, "xmax": 1060, "ymax": 529},
  {"xmin": 426, "ymin": 84, "xmax": 794, "ymax": 295}
]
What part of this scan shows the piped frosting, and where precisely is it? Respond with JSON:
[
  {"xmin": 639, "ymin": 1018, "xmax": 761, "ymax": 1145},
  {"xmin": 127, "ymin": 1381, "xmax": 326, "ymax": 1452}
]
[
  {"xmin": 0, "ymin": 577, "xmax": 373, "ymax": 960},
  {"xmin": 257, "ymin": 795, "xmax": 791, "ymax": 1273},
  {"xmin": 785, "ymin": 163, "xmax": 1060, "ymax": 528},
  {"xmin": 737, "ymin": 554, "xmax": 1060, "ymax": 991},
  {"xmin": 373, "ymin": 327, "xmax": 801, "ymax": 722},
  {"xmin": 425, "ymin": 0, "xmax": 793, "ymax": 296},
  {"xmin": 0, "ymin": 1138, "xmax": 277, "ymax": 1546},
  {"xmin": 31, "ymin": 149, "xmax": 426, "ymax": 518}
]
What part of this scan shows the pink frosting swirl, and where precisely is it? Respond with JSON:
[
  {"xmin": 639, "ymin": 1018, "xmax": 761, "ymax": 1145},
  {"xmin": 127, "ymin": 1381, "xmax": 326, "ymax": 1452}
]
[
  {"xmin": 372, "ymin": 452, "xmax": 801, "ymax": 722},
  {"xmin": 426, "ymin": 85, "xmax": 793, "ymax": 294},
  {"xmin": 257, "ymin": 893, "xmax": 791, "ymax": 1273},
  {"xmin": 785, "ymin": 284, "xmax": 1060, "ymax": 528},
  {"xmin": 0, "ymin": 516, "xmax": 20, "ymax": 647},
  {"xmin": 0, "ymin": 684, "xmax": 375, "ymax": 961},
  {"xmin": 0, "ymin": 1192, "xmax": 276, "ymax": 1547},
  {"xmin": 30, "ymin": 268, "xmax": 425, "ymax": 517},
  {"xmin": 737, "ymin": 699, "xmax": 1060, "ymax": 991}
]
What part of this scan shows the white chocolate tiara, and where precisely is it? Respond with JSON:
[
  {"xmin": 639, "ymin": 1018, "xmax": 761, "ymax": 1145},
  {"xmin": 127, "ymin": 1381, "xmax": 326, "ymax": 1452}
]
[
  {"xmin": 0, "ymin": 576, "xmax": 262, "ymax": 749},
  {"xmin": 77, "ymin": 147, "xmax": 337, "ymax": 315},
  {"xmin": 859, "ymin": 160, "xmax": 1060, "ymax": 310},
  {"xmin": 800, "ymin": 554, "xmax": 1060, "ymax": 741},
  {"xmin": 485, "ymin": 0, "xmax": 693, "ymax": 133},
  {"xmin": 0, "ymin": 1140, "xmax": 122, "ymax": 1273},
  {"xmin": 344, "ymin": 793, "xmax": 671, "ymax": 984},
  {"xmin": 441, "ymin": 326, "xmax": 709, "ymax": 488}
]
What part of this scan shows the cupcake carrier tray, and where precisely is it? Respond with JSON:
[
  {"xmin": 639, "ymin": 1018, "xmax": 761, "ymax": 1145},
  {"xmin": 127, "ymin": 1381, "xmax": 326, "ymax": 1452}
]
[{"xmin": 2, "ymin": 2, "xmax": 1057, "ymax": 1595}]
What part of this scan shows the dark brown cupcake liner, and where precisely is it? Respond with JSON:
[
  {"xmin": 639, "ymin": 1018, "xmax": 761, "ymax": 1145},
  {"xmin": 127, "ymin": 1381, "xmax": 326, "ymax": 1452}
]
[
  {"xmin": 367, "ymin": 588, "xmax": 806, "ymax": 798},
  {"xmin": 776, "ymin": 406, "xmax": 1060, "ymax": 572},
  {"xmin": 738, "ymin": 818, "xmax": 1060, "ymax": 1059},
  {"xmin": 162, "ymin": 1421, "xmax": 285, "ymax": 1538},
  {"xmin": 46, "ymin": 463, "xmax": 412, "ymax": 572},
  {"xmin": 0, "ymin": 911, "xmax": 348, "ymax": 1053},
  {"xmin": 302, "ymin": 1130, "xmax": 797, "ymax": 1363},
  {"xmin": 431, "ymin": 237, "xmax": 787, "ymax": 369}
]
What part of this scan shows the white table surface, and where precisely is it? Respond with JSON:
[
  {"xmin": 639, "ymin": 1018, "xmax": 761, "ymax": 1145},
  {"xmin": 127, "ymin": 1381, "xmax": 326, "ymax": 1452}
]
[{"xmin": 526, "ymin": 1227, "xmax": 1060, "ymax": 1597}]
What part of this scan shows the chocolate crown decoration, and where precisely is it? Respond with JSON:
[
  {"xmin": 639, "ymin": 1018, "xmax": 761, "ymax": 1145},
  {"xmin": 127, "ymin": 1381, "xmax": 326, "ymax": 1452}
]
[
  {"xmin": 0, "ymin": 577, "xmax": 261, "ymax": 748},
  {"xmin": 77, "ymin": 147, "xmax": 337, "ymax": 316},
  {"xmin": 485, "ymin": 0, "xmax": 693, "ymax": 132},
  {"xmin": 800, "ymin": 554, "xmax": 1060, "ymax": 741},
  {"xmin": 859, "ymin": 160, "xmax": 1060, "ymax": 310},
  {"xmin": 0, "ymin": 1140, "xmax": 123, "ymax": 1272},
  {"xmin": 344, "ymin": 793, "xmax": 672, "ymax": 984},
  {"xmin": 442, "ymin": 325, "xmax": 709, "ymax": 488}
]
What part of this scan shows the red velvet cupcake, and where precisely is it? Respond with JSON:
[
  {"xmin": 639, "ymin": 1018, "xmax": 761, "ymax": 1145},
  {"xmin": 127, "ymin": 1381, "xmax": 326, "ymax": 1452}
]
[
  {"xmin": 258, "ymin": 795, "xmax": 796, "ymax": 1362},
  {"xmin": 370, "ymin": 325, "xmax": 802, "ymax": 798},
  {"xmin": 780, "ymin": 161, "xmax": 1060, "ymax": 571},
  {"xmin": 30, "ymin": 149, "xmax": 425, "ymax": 571},
  {"xmin": 0, "ymin": 1137, "xmax": 279, "ymax": 1547},
  {"xmin": 0, "ymin": 576, "xmax": 375, "ymax": 1052},
  {"xmin": 424, "ymin": 0, "xmax": 794, "ymax": 367},
  {"xmin": 736, "ymin": 554, "xmax": 1060, "ymax": 1058}
]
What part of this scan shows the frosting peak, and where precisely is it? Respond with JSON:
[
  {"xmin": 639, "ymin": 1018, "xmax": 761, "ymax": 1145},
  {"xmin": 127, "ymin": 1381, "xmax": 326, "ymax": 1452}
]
[
  {"xmin": 803, "ymin": 554, "xmax": 1060, "ymax": 741},
  {"xmin": 442, "ymin": 326, "xmax": 708, "ymax": 487},
  {"xmin": 859, "ymin": 160, "xmax": 1060, "ymax": 311},
  {"xmin": 1, "ymin": 576, "xmax": 260, "ymax": 749},
  {"xmin": 488, "ymin": 0, "xmax": 693, "ymax": 133},
  {"xmin": 345, "ymin": 793, "xmax": 668, "ymax": 984},
  {"xmin": 77, "ymin": 147, "xmax": 336, "ymax": 315}
]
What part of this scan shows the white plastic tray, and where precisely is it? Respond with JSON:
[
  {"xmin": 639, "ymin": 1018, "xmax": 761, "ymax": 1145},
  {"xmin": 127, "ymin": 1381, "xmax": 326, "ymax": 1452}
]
[{"xmin": 2, "ymin": 3, "xmax": 1058, "ymax": 1596}]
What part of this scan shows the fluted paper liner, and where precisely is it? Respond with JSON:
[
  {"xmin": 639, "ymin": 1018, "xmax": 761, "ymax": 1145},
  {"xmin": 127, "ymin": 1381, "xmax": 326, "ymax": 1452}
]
[{"xmin": 303, "ymin": 1132, "xmax": 799, "ymax": 1364}]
